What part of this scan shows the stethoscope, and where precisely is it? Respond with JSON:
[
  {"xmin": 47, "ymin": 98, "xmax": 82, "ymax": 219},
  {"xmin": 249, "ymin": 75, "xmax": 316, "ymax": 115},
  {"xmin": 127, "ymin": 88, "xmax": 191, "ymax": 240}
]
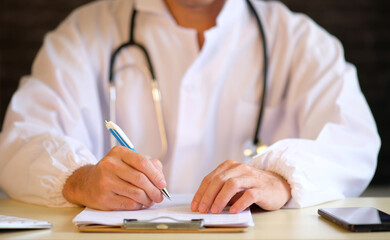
[{"xmin": 108, "ymin": 0, "xmax": 268, "ymax": 162}]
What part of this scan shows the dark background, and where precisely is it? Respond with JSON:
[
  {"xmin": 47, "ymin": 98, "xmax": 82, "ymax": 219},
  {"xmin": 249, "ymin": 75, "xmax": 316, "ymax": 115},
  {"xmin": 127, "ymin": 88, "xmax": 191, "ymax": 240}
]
[{"xmin": 0, "ymin": 0, "xmax": 389, "ymax": 186}]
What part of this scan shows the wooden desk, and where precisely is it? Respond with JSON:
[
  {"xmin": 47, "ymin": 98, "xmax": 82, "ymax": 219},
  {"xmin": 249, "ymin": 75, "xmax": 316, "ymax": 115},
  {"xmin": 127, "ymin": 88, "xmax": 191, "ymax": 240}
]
[{"xmin": 1, "ymin": 198, "xmax": 389, "ymax": 239}]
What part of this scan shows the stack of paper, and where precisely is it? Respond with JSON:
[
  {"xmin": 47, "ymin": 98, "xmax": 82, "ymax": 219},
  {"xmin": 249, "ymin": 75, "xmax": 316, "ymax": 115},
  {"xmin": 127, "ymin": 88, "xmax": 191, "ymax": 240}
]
[{"xmin": 73, "ymin": 194, "xmax": 254, "ymax": 228}]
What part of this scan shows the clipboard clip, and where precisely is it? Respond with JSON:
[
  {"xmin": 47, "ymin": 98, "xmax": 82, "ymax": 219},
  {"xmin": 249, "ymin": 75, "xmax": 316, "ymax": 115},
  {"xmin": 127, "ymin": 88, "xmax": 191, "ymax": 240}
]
[{"xmin": 123, "ymin": 217, "xmax": 204, "ymax": 230}]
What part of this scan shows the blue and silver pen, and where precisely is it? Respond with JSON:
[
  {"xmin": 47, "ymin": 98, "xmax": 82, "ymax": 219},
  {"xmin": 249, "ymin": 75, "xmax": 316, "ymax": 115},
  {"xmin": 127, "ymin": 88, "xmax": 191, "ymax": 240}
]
[{"xmin": 105, "ymin": 120, "xmax": 171, "ymax": 200}]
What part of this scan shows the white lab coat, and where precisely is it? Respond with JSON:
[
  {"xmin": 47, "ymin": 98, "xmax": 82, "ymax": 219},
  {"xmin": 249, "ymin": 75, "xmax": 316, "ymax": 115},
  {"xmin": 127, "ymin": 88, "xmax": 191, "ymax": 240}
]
[{"xmin": 0, "ymin": 0, "xmax": 380, "ymax": 208}]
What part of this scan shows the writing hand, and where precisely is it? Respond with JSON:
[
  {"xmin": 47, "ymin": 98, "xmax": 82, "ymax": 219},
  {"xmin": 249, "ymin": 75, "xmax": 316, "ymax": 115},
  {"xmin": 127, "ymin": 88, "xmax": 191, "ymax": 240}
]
[{"xmin": 62, "ymin": 146, "xmax": 166, "ymax": 210}]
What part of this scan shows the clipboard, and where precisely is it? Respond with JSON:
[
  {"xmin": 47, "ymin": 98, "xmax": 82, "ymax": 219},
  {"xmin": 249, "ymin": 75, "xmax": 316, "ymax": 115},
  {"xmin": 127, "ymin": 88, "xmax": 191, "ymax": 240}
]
[
  {"xmin": 73, "ymin": 194, "xmax": 253, "ymax": 233},
  {"xmin": 77, "ymin": 216, "xmax": 248, "ymax": 233}
]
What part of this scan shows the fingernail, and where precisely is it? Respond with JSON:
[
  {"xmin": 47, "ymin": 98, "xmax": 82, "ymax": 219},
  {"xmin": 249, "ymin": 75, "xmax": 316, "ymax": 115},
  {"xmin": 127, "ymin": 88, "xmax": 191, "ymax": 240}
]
[
  {"xmin": 199, "ymin": 203, "xmax": 208, "ymax": 213},
  {"xmin": 211, "ymin": 205, "xmax": 219, "ymax": 214}
]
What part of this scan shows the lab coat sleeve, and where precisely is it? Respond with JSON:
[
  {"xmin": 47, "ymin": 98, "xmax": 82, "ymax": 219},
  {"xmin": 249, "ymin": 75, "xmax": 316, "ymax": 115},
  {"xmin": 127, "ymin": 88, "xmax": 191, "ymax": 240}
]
[
  {"xmin": 249, "ymin": 3, "xmax": 380, "ymax": 208},
  {"xmin": 0, "ymin": 4, "xmax": 108, "ymax": 207}
]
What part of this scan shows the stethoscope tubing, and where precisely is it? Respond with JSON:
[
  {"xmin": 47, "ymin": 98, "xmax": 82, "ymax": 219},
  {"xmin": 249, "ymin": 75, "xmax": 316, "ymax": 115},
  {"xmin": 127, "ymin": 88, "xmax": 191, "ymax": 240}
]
[
  {"xmin": 245, "ymin": 0, "xmax": 268, "ymax": 147},
  {"xmin": 108, "ymin": 0, "xmax": 268, "ymax": 159}
]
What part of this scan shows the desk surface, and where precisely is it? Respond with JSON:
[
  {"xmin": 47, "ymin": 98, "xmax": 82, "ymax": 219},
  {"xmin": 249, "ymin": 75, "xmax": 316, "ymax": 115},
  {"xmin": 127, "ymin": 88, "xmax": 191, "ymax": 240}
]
[{"xmin": 0, "ymin": 197, "xmax": 389, "ymax": 239}]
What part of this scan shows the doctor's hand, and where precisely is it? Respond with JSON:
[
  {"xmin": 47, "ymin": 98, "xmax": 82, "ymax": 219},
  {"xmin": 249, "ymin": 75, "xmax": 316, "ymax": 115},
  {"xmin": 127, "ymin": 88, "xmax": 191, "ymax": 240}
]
[
  {"xmin": 62, "ymin": 146, "xmax": 166, "ymax": 210},
  {"xmin": 191, "ymin": 160, "xmax": 291, "ymax": 214}
]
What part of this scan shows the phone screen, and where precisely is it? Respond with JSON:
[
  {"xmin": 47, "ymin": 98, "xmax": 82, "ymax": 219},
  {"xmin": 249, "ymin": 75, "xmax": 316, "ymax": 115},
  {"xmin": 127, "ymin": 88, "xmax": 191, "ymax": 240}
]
[{"xmin": 318, "ymin": 207, "xmax": 390, "ymax": 232}]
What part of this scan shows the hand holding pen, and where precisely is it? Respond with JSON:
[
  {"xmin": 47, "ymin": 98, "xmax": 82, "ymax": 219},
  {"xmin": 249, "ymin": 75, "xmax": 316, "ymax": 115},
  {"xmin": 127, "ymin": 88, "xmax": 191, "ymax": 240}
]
[
  {"xmin": 62, "ymin": 121, "xmax": 170, "ymax": 211},
  {"xmin": 105, "ymin": 120, "xmax": 171, "ymax": 200}
]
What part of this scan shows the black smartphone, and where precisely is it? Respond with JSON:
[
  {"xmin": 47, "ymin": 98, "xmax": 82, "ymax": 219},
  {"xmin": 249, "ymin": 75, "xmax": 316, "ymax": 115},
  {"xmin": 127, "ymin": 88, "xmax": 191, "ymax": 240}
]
[{"xmin": 318, "ymin": 207, "xmax": 390, "ymax": 232}]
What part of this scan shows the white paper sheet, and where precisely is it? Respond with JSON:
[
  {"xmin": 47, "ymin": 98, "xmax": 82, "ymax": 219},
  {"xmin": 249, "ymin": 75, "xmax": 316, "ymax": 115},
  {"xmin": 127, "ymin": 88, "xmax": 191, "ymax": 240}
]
[{"xmin": 73, "ymin": 194, "xmax": 254, "ymax": 227}]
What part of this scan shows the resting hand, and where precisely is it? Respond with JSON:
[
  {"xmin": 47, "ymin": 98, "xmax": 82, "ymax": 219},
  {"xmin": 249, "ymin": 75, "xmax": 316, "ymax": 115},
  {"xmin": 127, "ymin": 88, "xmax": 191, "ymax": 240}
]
[
  {"xmin": 62, "ymin": 146, "xmax": 166, "ymax": 210},
  {"xmin": 191, "ymin": 160, "xmax": 291, "ymax": 214}
]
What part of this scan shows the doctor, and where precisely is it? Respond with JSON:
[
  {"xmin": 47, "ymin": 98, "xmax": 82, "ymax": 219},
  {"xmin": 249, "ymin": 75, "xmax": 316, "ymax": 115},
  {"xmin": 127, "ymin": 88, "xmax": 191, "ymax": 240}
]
[{"xmin": 0, "ymin": 0, "xmax": 380, "ymax": 213}]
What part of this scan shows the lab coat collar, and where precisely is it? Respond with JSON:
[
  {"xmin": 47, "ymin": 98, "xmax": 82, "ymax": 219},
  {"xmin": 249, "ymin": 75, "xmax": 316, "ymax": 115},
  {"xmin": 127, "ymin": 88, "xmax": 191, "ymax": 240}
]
[
  {"xmin": 216, "ymin": 0, "xmax": 246, "ymax": 28},
  {"xmin": 135, "ymin": 0, "xmax": 246, "ymax": 26}
]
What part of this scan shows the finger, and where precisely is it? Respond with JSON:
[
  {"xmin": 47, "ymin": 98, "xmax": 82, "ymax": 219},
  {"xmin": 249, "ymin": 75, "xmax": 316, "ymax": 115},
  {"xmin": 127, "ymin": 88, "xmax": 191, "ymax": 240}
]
[
  {"xmin": 191, "ymin": 170, "xmax": 222, "ymax": 211},
  {"xmin": 191, "ymin": 160, "xmax": 238, "ymax": 212},
  {"xmin": 197, "ymin": 177, "xmax": 224, "ymax": 213},
  {"xmin": 110, "ymin": 194, "xmax": 144, "ymax": 211},
  {"xmin": 191, "ymin": 175, "xmax": 211, "ymax": 212},
  {"xmin": 111, "ymin": 176, "xmax": 154, "ymax": 207},
  {"xmin": 198, "ymin": 161, "xmax": 248, "ymax": 213},
  {"xmin": 90, "ymin": 187, "xmax": 145, "ymax": 211},
  {"xmin": 112, "ymin": 146, "xmax": 167, "ymax": 189},
  {"xmin": 115, "ymin": 162, "xmax": 163, "ymax": 203},
  {"xmin": 228, "ymin": 192, "xmax": 244, "ymax": 205},
  {"xmin": 230, "ymin": 189, "xmax": 259, "ymax": 214},
  {"xmin": 98, "ymin": 149, "xmax": 163, "ymax": 203},
  {"xmin": 211, "ymin": 176, "xmax": 254, "ymax": 214},
  {"xmin": 150, "ymin": 158, "xmax": 163, "ymax": 172},
  {"xmin": 198, "ymin": 171, "xmax": 236, "ymax": 213}
]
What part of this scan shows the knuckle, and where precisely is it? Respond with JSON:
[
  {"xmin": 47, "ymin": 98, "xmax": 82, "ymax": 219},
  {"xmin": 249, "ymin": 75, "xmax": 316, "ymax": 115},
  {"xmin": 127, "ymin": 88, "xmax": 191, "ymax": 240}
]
[
  {"xmin": 151, "ymin": 158, "xmax": 163, "ymax": 169},
  {"xmin": 99, "ymin": 157, "xmax": 117, "ymax": 170},
  {"xmin": 130, "ymin": 188, "xmax": 145, "ymax": 199},
  {"xmin": 226, "ymin": 178, "xmax": 239, "ymax": 190},
  {"xmin": 132, "ymin": 172, "xmax": 147, "ymax": 186},
  {"xmin": 218, "ymin": 161, "xmax": 229, "ymax": 168},
  {"xmin": 98, "ymin": 176, "xmax": 112, "ymax": 191},
  {"xmin": 136, "ymin": 156, "xmax": 150, "ymax": 170},
  {"xmin": 226, "ymin": 159, "xmax": 235, "ymax": 164},
  {"xmin": 111, "ymin": 145, "xmax": 124, "ymax": 154},
  {"xmin": 215, "ymin": 173, "xmax": 227, "ymax": 183},
  {"xmin": 245, "ymin": 189, "xmax": 257, "ymax": 201},
  {"xmin": 153, "ymin": 174, "xmax": 164, "ymax": 186},
  {"xmin": 225, "ymin": 159, "xmax": 237, "ymax": 166},
  {"xmin": 202, "ymin": 175, "xmax": 212, "ymax": 185},
  {"xmin": 239, "ymin": 163, "xmax": 252, "ymax": 172}
]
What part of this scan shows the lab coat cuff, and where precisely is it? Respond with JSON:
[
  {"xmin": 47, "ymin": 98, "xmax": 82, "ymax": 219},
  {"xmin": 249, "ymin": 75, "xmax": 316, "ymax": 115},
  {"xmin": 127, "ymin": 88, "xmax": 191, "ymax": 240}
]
[
  {"xmin": 50, "ymin": 160, "xmax": 93, "ymax": 208},
  {"xmin": 248, "ymin": 141, "xmax": 304, "ymax": 208},
  {"xmin": 43, "ymin": 136, "xmax": 98, "ymax": 207}
]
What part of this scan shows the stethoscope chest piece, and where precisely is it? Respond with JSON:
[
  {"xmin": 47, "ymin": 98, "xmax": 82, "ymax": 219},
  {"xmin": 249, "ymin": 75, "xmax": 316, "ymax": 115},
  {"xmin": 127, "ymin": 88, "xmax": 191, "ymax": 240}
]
[{"xmin": 243, "ymin": 139, "xmax": 268, "ymax": 163}]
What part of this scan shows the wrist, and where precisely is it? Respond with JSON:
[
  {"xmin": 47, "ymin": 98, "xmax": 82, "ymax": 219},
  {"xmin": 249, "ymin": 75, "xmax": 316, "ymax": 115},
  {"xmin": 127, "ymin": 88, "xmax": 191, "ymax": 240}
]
[
  {"xmin": 271, "ymin": 171, "xmax": 292, "ymax": 206},
  {"xmin": 62, "ymin": 164, "xmax": 93, "ymax": 206}
]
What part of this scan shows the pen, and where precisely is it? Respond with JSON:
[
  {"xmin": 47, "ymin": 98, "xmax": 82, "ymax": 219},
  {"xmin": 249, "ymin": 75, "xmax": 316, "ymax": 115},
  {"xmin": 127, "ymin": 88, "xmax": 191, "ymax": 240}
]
[{"xmin": 105, "ymin": 120, "xmax": 171, "ymax": 200}]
